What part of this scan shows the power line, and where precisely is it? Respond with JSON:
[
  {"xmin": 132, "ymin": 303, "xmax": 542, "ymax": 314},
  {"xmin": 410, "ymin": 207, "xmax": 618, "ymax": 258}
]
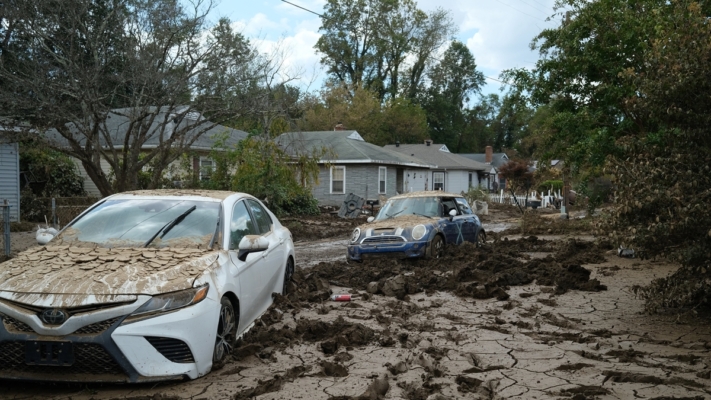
[
  {"xmin": 280, "ymin": 0, "xmax": 324, "ymax": 18},
  {"xmin": 513, "ymin": 0, "xmax": 551, "ymax": 15},
  {"xmin": 491, "ymin": 0, "xmax": 548, "ymax": 22}
]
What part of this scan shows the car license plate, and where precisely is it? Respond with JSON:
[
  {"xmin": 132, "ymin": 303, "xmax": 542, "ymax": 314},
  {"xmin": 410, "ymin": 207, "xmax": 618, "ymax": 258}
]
[{"xmin": 25, "ymin": 341, "xmax": 75, "ymax": 366}]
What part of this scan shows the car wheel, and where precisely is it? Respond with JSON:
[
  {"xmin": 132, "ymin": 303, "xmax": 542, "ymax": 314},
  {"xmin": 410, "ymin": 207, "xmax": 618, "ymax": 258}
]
[
  {"xmin": 476, "ymin": 230, "xmax": 487, "ymax": 247},
  {"xmin": 428, "ymin": 235, "xmax": 445, "ymax": 259},
  {"xmin": 282, "ymin": 257, "xmax": 294, "ymax": 295},
  {"xmin": 213, "ymin": 297, "xmax": 237, "ymax": 369}
]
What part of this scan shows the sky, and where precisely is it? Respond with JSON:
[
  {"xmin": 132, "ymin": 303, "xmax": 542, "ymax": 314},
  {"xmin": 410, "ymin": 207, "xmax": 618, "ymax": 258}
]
[{"xmin": 211, "ymin": 0, "xmax": 560, "ymax": 98}]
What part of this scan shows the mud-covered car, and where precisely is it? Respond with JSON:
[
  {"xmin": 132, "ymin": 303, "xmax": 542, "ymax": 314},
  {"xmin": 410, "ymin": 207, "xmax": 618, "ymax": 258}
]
[
  {"xmin": 347, "ymin": 191, "xmax": 485, "ymax": 261},
  {"xmin": 0, "ymin": 190, "xmax": 294, "ymax": 382}
]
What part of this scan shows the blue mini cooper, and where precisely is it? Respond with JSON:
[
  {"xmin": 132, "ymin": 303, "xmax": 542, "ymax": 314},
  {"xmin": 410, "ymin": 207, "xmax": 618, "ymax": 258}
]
[{"xmin": 347, "ymin": 191, "xmax": 486, "ymax": 261}]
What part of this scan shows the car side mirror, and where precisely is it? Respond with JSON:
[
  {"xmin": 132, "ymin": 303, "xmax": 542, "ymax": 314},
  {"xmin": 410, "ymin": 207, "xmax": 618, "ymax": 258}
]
[
  {"xmin": 367, "ymin": 216, "xmax": 374, "ymax": 223},
  {"xmin": 237, "ymin": 235, "xmax": 269, "ymax": 261},
  {"xmin": 448, "ymin": 209, "xmax": 457, "ymax": 221}
]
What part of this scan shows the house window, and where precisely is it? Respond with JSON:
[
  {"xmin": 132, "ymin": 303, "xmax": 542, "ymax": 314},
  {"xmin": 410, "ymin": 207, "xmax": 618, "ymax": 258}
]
[
  {"xmin": 468, "ymin": 173, "xmax": 473, "ymax": 188},
  {"xmin": 433, "ymin": 172, "xmax": 445, "ymax": 191},
  {"xmin": 378, "ymin": 167, "xmax": 386, "ymax": 194},
  {"xmin": 199, "ymin": 157, "xmax": 215, "ymax": 181},
  {"xmin": 331, "ymin": 166, "xmax": 345, "ymax": 194}
]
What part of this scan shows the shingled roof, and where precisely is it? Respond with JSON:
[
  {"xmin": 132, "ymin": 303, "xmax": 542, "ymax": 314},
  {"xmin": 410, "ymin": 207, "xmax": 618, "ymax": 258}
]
[
  {"xmin": 384, "ymin": 143, "xmax": 488, "ymax": 171},
  {"xmin": 276, "ymin": 130, "xmax": 435, "ymax": 168},
  {"xmin": 44, "ymin": 106, "xmax": 248, "ymax": 151}
]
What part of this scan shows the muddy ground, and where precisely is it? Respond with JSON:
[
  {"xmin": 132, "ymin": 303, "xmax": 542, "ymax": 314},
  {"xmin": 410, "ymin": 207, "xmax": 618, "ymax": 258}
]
[{"xmin": 2, "ymin": 208, "xmax": 711, "ymax": 399}]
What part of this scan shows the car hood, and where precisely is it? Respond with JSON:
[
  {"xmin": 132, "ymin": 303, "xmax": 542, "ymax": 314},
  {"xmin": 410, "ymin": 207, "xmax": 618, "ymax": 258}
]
[
  {"xmin": 0, "ymin": 245, "xmax": 220, "ymax": 298},
  {"xmin": 358, "ymin": 215, "xmax": 436, "ymax": 232}
]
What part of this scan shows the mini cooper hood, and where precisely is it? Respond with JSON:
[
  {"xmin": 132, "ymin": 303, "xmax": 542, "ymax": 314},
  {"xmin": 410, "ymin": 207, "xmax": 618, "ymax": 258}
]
[
  {"xmin": 359, "ymin": 215, "xmax": 435, "ymax": 231},
  {"xmin": 0, "ymin": 245, "xmax": 220, "ymax": 298}
]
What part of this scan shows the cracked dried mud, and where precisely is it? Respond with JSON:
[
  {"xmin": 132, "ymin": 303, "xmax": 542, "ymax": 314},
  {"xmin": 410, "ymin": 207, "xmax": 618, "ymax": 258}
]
[{"xmin": 2, "ymin": 209, "xmax": 711, "ymax": 400}]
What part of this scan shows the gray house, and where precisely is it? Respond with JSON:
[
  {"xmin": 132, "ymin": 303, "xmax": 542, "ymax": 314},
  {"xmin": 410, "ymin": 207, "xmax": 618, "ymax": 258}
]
[
  {"xmin": 459, "ymin": 146, "xmax": 510, "ymax": 191},
  {"xmin": 0, "ymin": 135, "xmax": 20, "ymax": 222},
  {"xmin": 384, "ymin": 140, "xmax": 489, "ymax": 194},
  {"xmin": 45, "ymin": 107, "xmax": 248, "ymax": 197},
  {"xmin": 277, "ymin": 130, "xmax": 435, "ymax": 206}
]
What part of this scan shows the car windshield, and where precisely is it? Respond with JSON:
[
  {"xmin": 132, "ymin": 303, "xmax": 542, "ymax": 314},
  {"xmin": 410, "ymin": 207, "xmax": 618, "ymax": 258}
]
[
  {"xmin": 54, "ymin": 199, "xmax": 220, "ymax": 248},
  {"xmin": 375, "ymin": 196, "xmax": 440, "ymax": 221}
]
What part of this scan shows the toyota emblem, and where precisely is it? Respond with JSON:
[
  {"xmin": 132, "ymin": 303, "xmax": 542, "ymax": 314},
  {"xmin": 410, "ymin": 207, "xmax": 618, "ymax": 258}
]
[{"xmin": 40, "ymin": 309, "xmax": 68, "ymax": 325}]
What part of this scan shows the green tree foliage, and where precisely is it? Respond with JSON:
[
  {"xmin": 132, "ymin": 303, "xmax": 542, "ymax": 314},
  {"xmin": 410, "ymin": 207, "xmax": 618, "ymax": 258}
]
[
  {"xmin": 506, "ymin": 0, "xmax": 711, "ymax": 311},
  {"xmin": 298, "ymin": 85, "xmax": 428, "ymax": 146},
  {"xmin": 19, "ymin": 145, "xmax": 86, "ymax": 197},
  {"xmin": 228, "ymin": 138, "xmax": 322, "ymax": 216},
  {"xmin": 420, "ymin": 41, "xmax": 484, "ymax": 152},
  {"xmin": 315, "ymin": 0, "xmax": 455, "ymax": 100}
]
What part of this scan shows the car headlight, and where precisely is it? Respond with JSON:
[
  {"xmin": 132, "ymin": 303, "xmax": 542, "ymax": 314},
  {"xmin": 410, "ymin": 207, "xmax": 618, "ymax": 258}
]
[
  {"xmin": 412, "ymin": 224, "xmax": 427, "ymax": 240},
  {"xmin": 130, "ymin": 284, "xmax": 209, "ymax": 318},
  {"xmin": 351, "ymin": 228, "xmax": 361, "ymax": 243}
]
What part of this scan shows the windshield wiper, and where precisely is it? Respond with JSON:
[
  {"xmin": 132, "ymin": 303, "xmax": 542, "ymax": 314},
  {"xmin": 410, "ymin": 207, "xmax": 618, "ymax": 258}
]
[
  {"xmin": 386, "ymin": 210, "xmax": 404, "ymax": 219},
  {"xmin": 413, "ymin": 213, "xmax": 433, "ymax": 219},
  {"xmin": 144, "ymin": 205, "xmax": 197, "ymax": 248}
]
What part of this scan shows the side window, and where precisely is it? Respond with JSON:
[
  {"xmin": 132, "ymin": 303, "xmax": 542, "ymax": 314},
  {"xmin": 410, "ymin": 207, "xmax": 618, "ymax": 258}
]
[
  {"xmin": 229, "ymin": 201, "xmax": 257, "ymax": 250},
  {"xmin": 441, "ymin": 198, "xmax": 458, "ymax": 216},
  {"xmin": 455, "ymin": 197, "xmax": 473, "ymax": 215},
  {"xmin": 247, "ymin": 200, "xmax": 272, "ymax": 234}
]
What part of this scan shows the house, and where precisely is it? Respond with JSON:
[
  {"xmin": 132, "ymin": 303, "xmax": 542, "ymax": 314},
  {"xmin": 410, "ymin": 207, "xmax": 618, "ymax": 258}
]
[
  {"xmin": 276, "ymin": 130, "xmax": 435, "ymax": 206},
  {"xmin": 384, "ymin": 140, "xmax": 489, "ymax": 194},
  {"xmin": 0, "ymin": 128, "xmax": 21, "ymax": 222},
  {"xmin": 459, "ymin": 146, "xmax": 510, "ymax": 191},
  {"xmin": 44, "ymin": 107, "xmax": 248, "ymax": 197}
]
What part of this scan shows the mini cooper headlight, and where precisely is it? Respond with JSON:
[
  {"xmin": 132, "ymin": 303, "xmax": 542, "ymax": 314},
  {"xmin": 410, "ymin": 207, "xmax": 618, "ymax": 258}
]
[
  {"xmin": 130, "ymin": 284, "xmax": 209, "ymax": 318},
  {"xmin": 351, "ymin": 228, "xmax": 361, "ymax": 243},
  {"xmin": 412, "ymin": 224, "xmax": 427, "ymax": 240}
]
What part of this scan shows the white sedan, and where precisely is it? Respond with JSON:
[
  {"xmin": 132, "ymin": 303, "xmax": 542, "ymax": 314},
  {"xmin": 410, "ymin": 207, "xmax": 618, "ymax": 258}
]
[{"xmin": 0, "ymin": 190, "xmax": 295, "ymax": 382}]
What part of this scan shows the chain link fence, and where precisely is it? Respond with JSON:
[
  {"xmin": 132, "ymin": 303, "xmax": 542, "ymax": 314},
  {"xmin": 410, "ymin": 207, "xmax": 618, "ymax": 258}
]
[{"xmin": 21, "ymin": 197, "xmax": 97, "ymax": 228}]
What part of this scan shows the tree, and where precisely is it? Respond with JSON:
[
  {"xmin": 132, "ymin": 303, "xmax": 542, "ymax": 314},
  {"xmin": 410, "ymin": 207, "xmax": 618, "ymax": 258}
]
[
  {"xmin": 297, "ymin": 84, "xmax": 428, "ymax": 146},
  {"xmin": 506, "ymin": 0, "xmax": 711, "ymax": 311},
  {"xmin": 0, "ymin": 0, "xmax": 269, "ymax": 196},
  {"xmin": 420, "ymin": 41, "xmax": 485, "ymax": 152},
  {"xmin": 315, "ymin": 0, "xmax": 455, "ymax": 100}
]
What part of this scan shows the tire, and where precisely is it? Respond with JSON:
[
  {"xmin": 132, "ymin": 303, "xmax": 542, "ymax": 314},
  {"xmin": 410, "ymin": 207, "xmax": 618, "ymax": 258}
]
[
  {"xmin": 476, "ymin": 230, "xmax": 487, "ymax": 247},
  {"xmin": 213, "ymin": 297, "xmax": 237, "ymax": 369},
  {"xmin": 428, "ymin": 235, "xmax": 445, "ymax": 259},
  {"xmin": 282, "ymin": 257, "xmax": 294, "ymax": 295}
]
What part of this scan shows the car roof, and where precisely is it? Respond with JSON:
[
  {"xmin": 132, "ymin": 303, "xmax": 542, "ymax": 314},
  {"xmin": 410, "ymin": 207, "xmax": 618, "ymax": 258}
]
[
  {"xmin": 110, "ymin": 189, "xmax": 241, "ymax": 201},
  {"xmin": 388, "ymin": 190, "xmax": 464, "ymax": 200}
]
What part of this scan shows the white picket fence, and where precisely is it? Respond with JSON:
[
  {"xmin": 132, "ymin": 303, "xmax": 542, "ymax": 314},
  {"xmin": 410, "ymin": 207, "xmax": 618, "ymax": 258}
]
[{"xmin": 488, "ymin": 190, "xmax": 562, "ymax": 208}]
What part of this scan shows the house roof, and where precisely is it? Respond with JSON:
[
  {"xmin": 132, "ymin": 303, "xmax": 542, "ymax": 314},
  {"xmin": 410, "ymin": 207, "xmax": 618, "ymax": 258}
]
[
  {"xmin": 276, "ymin": 130, "xmax": 435, "ymax": 168},
  {"xmin": 384, "ymin": 143, "xmax": 488, "ymax": 171},
  {"xmin": 458, "ymin": 152, "xmax": 510, "ymax": 169},
  {"xmin": 44, "ymin": 107, "xmax": 248, "ymax": 151}
]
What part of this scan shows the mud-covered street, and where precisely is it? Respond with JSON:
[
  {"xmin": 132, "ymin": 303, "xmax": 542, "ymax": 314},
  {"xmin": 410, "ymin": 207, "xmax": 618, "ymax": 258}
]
[{"xmin": 2, "ymin": 207, "xmax": 711, "ymax": 400}]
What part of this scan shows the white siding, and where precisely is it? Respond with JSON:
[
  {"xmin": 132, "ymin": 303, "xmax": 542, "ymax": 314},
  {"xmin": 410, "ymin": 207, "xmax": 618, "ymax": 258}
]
[
  {"xmin": 446, "ymin": 170, "xmax": 470, "ymax": 194},
  {"xmin": 73, "ymin": 157, "xmax": 112, "ymax": 198},
  {"xmin": 404, "ymin": 169, "xmax": 429, "ymax": 192},
  {"xmin": 0, "ymin": 143, "xmax": 20, "ymax": 221}
]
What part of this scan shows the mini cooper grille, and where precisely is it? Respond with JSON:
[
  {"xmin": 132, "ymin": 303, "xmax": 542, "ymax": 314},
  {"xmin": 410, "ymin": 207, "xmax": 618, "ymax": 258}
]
[
  {"xmin": 73, "ymin": 317, "xmax": 122, "ymax": 335},
  {"xmin": 0, "ymin": 342, "xmax": 125, "ymax": 375},
  {"xmin": 145, "ymin": 336, "xmax": 195, "ymax": 363},
  {"xmin": 1, "ymin": 314, "xmax": 34, "ymax": 333},
  {"xmin": 362, "ymin": 236, "xmax": 406, "ymax": 244}
]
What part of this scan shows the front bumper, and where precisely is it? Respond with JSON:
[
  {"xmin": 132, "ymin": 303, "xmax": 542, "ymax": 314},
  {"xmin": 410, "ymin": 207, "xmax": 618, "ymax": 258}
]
[
  {"xmin": 0, "ymin": 296, "xmax": 219, "ymax": 383},
  {"xmin": 347, "ymin": 239, "xmax": 430, "ymax": 261}
]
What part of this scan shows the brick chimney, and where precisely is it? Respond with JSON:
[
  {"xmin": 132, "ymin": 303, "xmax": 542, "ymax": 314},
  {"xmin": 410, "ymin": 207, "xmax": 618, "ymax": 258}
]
[
  {"xmin": 334, "ymin": 123, "xmax": 345, "ymax": 131},
  {"xmin": 424, "ymin": 139, "xmax": 432, "ymax": 146},
  {"xmin": 485, "ymin": 146, "xmax": 493, "ymax": 164}
]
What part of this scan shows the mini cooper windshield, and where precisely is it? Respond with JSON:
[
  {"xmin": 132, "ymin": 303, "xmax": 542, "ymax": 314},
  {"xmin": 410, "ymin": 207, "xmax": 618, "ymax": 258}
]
[
  {"xmin": 376, "ymin": 196, "xmax": 440, "ymax": 221},
  {"xmin": 55, "ymin": 199, "xmax": 220, "ymax": 248}
]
